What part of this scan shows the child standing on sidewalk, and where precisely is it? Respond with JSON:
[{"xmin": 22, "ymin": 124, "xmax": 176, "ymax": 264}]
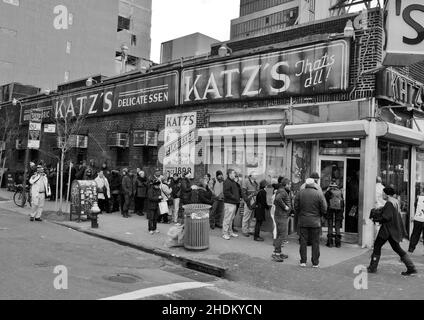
[{"xmin": 147, "ymin": 179, "xmax": 162, "ymax": 234}]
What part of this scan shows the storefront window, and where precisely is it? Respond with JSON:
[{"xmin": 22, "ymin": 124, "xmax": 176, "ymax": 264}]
[
  {"xmin": 378, "ymin": 141, "xmax": 410, "ymax": 232},
  {"xmin": 291, "ymin": 141, "xmax": 317, "ymax": 192},
  {"xmin": 415, "ymin": 151, "xmax": 424, "ymax": 211}
]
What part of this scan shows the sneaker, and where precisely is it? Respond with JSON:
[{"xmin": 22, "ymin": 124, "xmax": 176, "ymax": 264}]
[
  {"xmin": 300, "ymin": 263, "xmax": 307, "ymax": 268},
  {"xmin": 272, "ymin": 254, "xmax": 285, "ymax": 262},
  {"xmin": 149, "ymin": 231, "xmax": 154, "ymax": 235},
  {"xmin": 230, "ymin": 233, "xmax": 239, "ymax": 238},
  {"xmin": 222, "ymin": 235, "xmax": 231, "ymax": 240},
  {"xmin": 155, "ymin": 230, "xmax": 160, "ymax": 234},
  {"xmin": 30, "ymin": 217, "xmax": 35, "ymax": 222},
  {"xmin": 312, "ymin": 265, "xmax": 320, "ymax": 269}
]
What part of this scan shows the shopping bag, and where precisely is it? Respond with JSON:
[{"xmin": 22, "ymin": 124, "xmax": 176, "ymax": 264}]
[
  {"xmin": 166, "ymin": 224, "xmax": 184, "ymax": 248},
  {"xmin": 159, "ymin": 201, "xmax": 169, "ymax": 215}
]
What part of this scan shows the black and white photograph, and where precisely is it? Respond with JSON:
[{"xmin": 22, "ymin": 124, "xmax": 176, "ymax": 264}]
[{"xmin": 1, "ymin": 0, "xmax": 424, "ymax": 308}]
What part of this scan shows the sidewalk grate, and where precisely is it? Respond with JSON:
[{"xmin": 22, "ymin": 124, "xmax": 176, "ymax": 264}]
[{"xmin": 102, "ymin": 273, "xmax": 142, "ymax": 284}]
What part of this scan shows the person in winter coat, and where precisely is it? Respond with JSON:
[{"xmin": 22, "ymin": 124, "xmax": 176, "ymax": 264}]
[
  {"xmin": 294, "ymin": 178, "xmax": 327, "ymax": 268},
  {"xmin": 147, "ymin": 179, "xmax": 163, "ymax": 234},
  {"xmin": 197, "ymin": 178, "xmax": 214, "ymax": 205},
  {"xmin": 169, "ymin": 174, "xmax": 182, "ymax": 223},
  {"xmin": 210, "ymin": 171, "xmax": 225, "ymax": 229},
  {"xmin": 157, "ymin": 177, "xmax": 172, "ymax": 224},
  {"xmin": 134, "ymin": 171, "xmax": 148, "ymax": 216},
  {"xmin": 408, "ymin": 197, "xmax": 424, "ymax": 253},
  {"xmin": 241, "ymin": 172, "xmax": 259, "ymax": 237},
  {"xmin": 94, "ymin": 171, "xmax": 111, "ymax": 214},
  {"xmin": 368, "ymin": 187, "xmax": 417, "ymax": 276},
  {"xmin": 121, "ymin": 168, "xmax": 133, "ymax": 218},
  {"xmin": 222, "ymin": 169, "xmax": 241, "ymax": 240},
  {"xmin": 180, "ymin": 172, "xmax": 193, "ymax": 205},
  {"xmin": 324, "ymin": 179, "xmax": 345, "ymax": 248},
  {"xmin": 272, "ymin": 179, "xmax": 292, "ymax": 262},
  {"xmin": 254, "ymin": 180, "xmax": 270, "ymax": 242},
  {"xmin": 109, "ymin": 170, "xmax": 121, "ymax": 213}
]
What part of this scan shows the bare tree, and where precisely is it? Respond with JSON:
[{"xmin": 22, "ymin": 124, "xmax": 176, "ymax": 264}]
[{"xmin": 55, "ymin": 105, "xmax": 87, "ymax": 214}]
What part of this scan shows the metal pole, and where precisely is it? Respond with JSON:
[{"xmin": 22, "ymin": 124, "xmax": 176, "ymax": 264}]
[
  {"xmin": 66, "ymin": 162, "xmax": 72, "ymax": 203},
  {"xmin": 55, "ymin": 161, "xmax": 59, "ymax": 211},
  {"xmin": 0, "ymin": 155, "xmax": 6, "ymax": 189}
]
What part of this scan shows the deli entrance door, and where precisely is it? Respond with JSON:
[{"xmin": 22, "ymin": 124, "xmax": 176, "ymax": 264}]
[{"xmin": 319, "ymin": 157, "xmax": 360, "ymax": 234}]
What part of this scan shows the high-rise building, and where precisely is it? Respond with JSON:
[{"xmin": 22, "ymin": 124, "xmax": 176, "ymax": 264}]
[
  {"xmin": 160, "ymin": 33, "xmax": 220, "ymax": 64},
  {"xmin": 230, "ymin": 0, "xmax": 334, "ymax": 40},
  {"xmin": 0, "ymin": 0, "xmax": 152, "ymax": 90}
]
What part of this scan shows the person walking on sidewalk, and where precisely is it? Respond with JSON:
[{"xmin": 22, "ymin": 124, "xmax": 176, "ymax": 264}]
[
  {"xmin": 121, "ymin": 168, "xmax": 133, "ymax": 218},
  {"xmin": 324, "ymin": 179, "xmax": 345, "ymax": 248},
  {"xmin": 294, "ymin": 178, "xmax": 327, "ymax": 268},
  {"xmin": 210, "ymin": 171, "xmax": 225, "ymax": 229},
  {"xmin": 134, "ymin": 171, "xmax": 148, "ymax": 216},
  {"xmin": 241, "ymin": 172, "xmax": 259, "ymax": 237},
  {"xmin": 272, "ymin": 180, "xmax": 292, "ymax": 262},
  {"xmin": 253, "ymin": 180, "xmax": 270, "ymax": 242},
  {"xmin": 222, "ymin": 169, "xmax": 241, "ymax": 240},
  {"xmin": 29, "ymin": 165, "xmax": 51, "ymax": 222},
  {"xmin": 147, "ymin": 179, "xmax": 162, "ymax": 234},
  {"xmin": 368, "ymin": 187, "xmax": 417, "ymax": 276},
  {"xmin": 408, "ymin": 201, "xmax": 424, "ymax": 253}
]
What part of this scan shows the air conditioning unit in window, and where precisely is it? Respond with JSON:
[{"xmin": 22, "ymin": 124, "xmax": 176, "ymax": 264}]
[
  {"xmin": 57, "ymin": 135, "xmax": 88, "ymax": 149},
  {"xmin": 16, "ymin": 139, "xmax": 25, "ymax": 150},
  {"xmin": 108, "ymin": 132, "xmax": 129, "ymax": 148}
]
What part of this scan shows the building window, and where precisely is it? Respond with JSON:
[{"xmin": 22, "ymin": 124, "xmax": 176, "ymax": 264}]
[
  {"xmin": 118, "ymin": 16, "xmax": 131, "ymax": 31},
  {"xmin": 131, "ymin": 34, "xmax": 137, "ymax": 46},
  {"xmin": 66, "ymin": 41, "xmax": 71, "ymax": 54}
]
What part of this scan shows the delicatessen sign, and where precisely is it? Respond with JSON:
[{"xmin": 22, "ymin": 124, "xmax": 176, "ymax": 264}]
[
  {"xmin": 182, "ymin": 40, "xmax": 349, "ymax": 103},
  {"xmin": 20, "ymin": 72, "xmax": 178, "ymax": 123}
]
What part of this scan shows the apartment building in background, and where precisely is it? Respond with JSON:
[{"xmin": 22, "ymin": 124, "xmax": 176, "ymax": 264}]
[
  {"xmin": 160, "ymin": 33, "xmax": 220, "ymax": 64},
  {"xmin": 0, "ymin": 0, "xmax": 152, "ymax": 91},
  {"xmin": 230, "ymin": 0, "xmax": 336, "ymax": 40}
]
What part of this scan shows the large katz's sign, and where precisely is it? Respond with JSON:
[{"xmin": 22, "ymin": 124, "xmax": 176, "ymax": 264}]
[
  {"xmin": 181, "ymin": 40, "xmax": 349, "ymax": 104},
  {"xmin": 384, "ymin": 0, "xmax": 424, "ymax": 66},
  {"xmin": 20, "ymin": 72, "xmax": 178, "ymax": 123}
]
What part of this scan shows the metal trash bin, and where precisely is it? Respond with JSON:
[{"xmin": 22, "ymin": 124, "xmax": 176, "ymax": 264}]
[{"xmin": 183, "ymin": 204, "xmax": 211, "ymax": 251}]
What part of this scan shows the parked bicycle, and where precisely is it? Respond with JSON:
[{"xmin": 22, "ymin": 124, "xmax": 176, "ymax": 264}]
[{"xmin": 13, "ymin": 184, "xmax": 32, "ymax": 208}]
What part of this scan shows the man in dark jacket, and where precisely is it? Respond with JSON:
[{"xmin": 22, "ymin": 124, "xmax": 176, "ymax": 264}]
[
  {"xmin": 147, "ymin": 179, "xmax": 163, "ymax": 234},
  {"xmin": 121, "ymin": 168, "xmax": 133, "ymax": 218},
  {"xmin": 180, "ymin": 172, "xmax": 193, "ymax": 205},
  {"xmin": 197, "ymin": 178, "xmax": 214, "ymax": 205},
  {"xmin": 134, "ymin": 170, "xmax": 148, "ymax": 216},
  {"xmin": 325, "ymin": 179, "xmax": 345, "ymax": 248},
  {"xmin": 109, "ymin": 170, "xmax": 121, "ymax": 213},
  {"xmin": 210, "ymin": 171, "xmax": 225, "ymax": 229},
  {"xmin": 222, "ymin": 169, "xmax": 241, "ymax": 240},
  {"xmin": 272, "ymin": 179, "xmax": 292, "ymax": 262},
  {"xmin": 294, "ymin": 178, "xmax": 327, "ymax": 268},
  {"xmin": 368, "ymin": 187, "xmax": 417, "ymax": 276},
  {"xmin": 169, "ymin": 173, "xmax": 182, "ymax": 223}
]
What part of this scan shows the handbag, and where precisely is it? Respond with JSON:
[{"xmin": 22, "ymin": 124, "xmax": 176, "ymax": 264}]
[{"xmin": 159, "ymin": 201, "xmax": 169, "ymax": 215}]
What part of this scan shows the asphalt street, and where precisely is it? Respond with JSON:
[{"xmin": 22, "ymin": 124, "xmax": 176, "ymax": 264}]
[{"xmin": 0, "ymin": 206, "xmax": 293, "ymax": 300}]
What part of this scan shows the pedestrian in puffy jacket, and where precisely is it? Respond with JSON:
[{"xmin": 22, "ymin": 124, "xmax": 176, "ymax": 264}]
[{"xmin": 294, "ymin": 178, "xmax": 327, "ymax": 268}]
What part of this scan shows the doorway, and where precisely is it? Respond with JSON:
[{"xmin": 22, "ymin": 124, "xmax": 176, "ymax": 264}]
[{"xmin": 319, "ymin": 157, "xmax": 360, "ymax": 233}]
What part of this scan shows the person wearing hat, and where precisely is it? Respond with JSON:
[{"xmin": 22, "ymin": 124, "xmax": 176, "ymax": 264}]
[
  {"xmin": 210, "ymin": 170, "xmax": 225, "ymax": 229},
  {"xmin": 294, "ymin": 178, "xmax": 327, "ymax": 268},
  {"xmin": 252, "ymin": 180, "xmax": 270, "ymax": 242},
  {"xmin": 241, "ymin": 172, "xmax": 259, "ymax": 237},
  {"xmin": 324, "ymin": 179, "xmax": 345, "ymax": 248},
  {"xmin": 272, "ymin": 180, "xmax": 292, "ymax": 261},
  {"xmin": 368, "ymin": 187, "xmax": 417, "ymax": 276},
  {"xmin": 121, "ymin": 168, "xmax": 133, "ymax": 218},
  {"xmin": 300, "ymin": 172, "xmax": 322, "ymax": 192},
  {"xmin": 29, "ymin": 165, "xmax": 51, "ymax": 222}
]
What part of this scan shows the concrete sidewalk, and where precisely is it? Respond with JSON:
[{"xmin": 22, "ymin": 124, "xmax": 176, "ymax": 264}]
[{"xmin": 0, "ymin": 188, "xmax": 371, "ymax": 276}]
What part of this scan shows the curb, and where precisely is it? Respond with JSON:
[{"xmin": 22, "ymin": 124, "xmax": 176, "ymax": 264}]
[{"xmin": 52, "ymin": 221, "xmax": 227, "ymax": 279}]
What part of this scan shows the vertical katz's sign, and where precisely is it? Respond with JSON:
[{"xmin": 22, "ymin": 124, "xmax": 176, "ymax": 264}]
[
  {"xmin": 163, "ymin": 112, "xmax": 197, "ymax": 177},
  {"xmin": 181, "ymin": 40, "xmax": 349, "ymax": 103},
  {"xmin": 28, "ymin": 109, "xmax": 43, "ymax": 150}
]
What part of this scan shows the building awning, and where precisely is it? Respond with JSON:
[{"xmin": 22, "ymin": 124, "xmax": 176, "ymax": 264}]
[
  {"xmin": 197, "ymin": 124, "xmax": 282, "ymax": 139},
  {"xmin": 283, "ymin": 120, "xmax": 370, "ymax": 140},
  {"xmin": 376, "ymin": 122, "xmax": 424, "ymax": 146}
]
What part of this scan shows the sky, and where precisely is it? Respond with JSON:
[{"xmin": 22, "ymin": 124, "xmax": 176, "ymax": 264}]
[
  {"xmin": 149, "ymin": 0, "xmax": 380, "ymax": 64},
  {"xmin": 150, "ymin": 0, "xmax": 240, "ymax": 63}
]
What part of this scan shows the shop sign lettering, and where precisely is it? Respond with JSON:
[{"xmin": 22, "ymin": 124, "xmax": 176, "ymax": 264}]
[
  {"xmin": 376, "ymin": 68, "xmax": 424, "ymax": 109},
  {"xmin": 182, "ymin": 40, "xmax": 349, "ymax": 103}
]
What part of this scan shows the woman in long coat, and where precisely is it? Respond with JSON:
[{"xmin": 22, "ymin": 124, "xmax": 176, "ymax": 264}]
[
  {"xmin": 368, "ymin": 187, "xmax": 417, "ymax": 276},
  {"xmin": 254, "ymin": 180, "xmax": 271, "ymax": 242}
]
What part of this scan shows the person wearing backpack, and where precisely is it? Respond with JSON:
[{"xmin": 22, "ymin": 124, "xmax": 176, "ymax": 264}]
[{"xmin": 325, "ymin": 179, "xmax": 345, "ymax": 248}]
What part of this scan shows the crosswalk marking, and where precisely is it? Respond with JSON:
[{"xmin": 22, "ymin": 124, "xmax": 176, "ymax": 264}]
[{"xmin": 99, "ymin": 282, "xmax": 214, "ymax": 300}]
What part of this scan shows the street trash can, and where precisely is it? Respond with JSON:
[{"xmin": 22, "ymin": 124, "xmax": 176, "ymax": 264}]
[{"xmin": 183, "ymin": 204, "xmax": 211, "ymax": 251}]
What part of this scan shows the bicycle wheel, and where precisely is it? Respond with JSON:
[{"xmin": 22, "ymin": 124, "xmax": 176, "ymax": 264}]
[{"xmin": 13, "ymin": 190, "xmax": 26, "ymax": 208}]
